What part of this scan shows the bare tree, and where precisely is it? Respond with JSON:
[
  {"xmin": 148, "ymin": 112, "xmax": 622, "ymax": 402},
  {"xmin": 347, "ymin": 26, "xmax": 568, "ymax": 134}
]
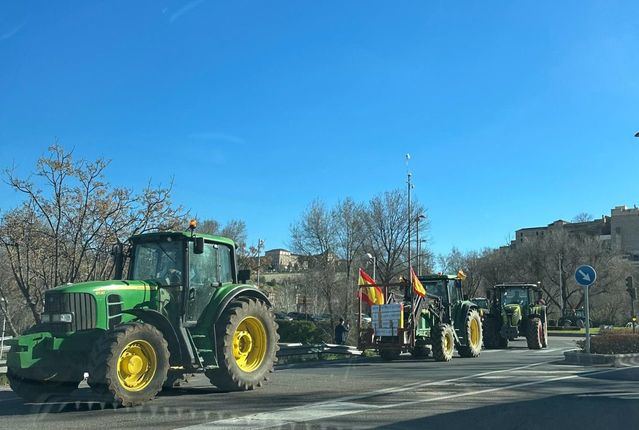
[
  {"xmin": 0, "ymin": 145, "xmax": 184, "ymax": 325},
  {"xmin": 363, "ymin": 190, "xmax": 426, "ymax": 285}
]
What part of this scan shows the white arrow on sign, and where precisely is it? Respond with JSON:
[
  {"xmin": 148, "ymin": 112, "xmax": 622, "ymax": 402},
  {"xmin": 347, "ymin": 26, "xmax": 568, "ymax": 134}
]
[{"xmin": 578, "ymin": 269, "xmax": 591, "ymax": 283}]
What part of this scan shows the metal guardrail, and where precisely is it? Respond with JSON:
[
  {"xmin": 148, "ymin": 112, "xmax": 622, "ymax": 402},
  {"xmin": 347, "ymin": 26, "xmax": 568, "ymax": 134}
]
[
  {"xmin": 277, "ymin": 343, "xmax": 362, "ymax": 359},
  {"xmin": 0, "ymin": 340, "xmax": 357, "ymax": 376}
]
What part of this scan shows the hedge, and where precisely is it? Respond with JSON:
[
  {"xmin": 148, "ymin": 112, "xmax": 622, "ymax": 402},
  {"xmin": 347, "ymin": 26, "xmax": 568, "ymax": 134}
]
[
  {"xmin": 276, "ymin": 320, "xmax": 357, "ymax": 344},
  {"xmin": 579, "ymin": 333, "xmax": 639, "ymax": 354}
]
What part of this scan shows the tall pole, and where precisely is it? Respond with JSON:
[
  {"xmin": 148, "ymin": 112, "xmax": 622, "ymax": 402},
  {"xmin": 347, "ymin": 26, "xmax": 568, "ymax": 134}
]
[
  {"xmin": 256, "ymin": 239, "xmax": 264, "ymax": 286},
  {"xmin": 372, "ymin": 256, "xmax": 376, "ymax": 281},
  {"xmin": 416, "ymin": 216, "xmax": 420, "ymax": 276},
  {"xmin": 407, "ymin": 171, "xmax": 412, "ymax": 276},
  {"xmin": 584, "ymin": 285, "xmax": 591, "ymax": 354},
  {"xmin": 0, "ymin": 298, "xmax": 6, "ymax": 363},
  {"xmin": 559, "ymin": 253, "xmax": 565, "ymax": 313}
]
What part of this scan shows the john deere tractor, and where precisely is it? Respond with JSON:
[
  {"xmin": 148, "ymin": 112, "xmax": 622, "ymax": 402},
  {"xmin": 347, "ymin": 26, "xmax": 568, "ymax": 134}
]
[
  {"xmin": 6, "ymin": 222, "xmax": 279, "ymax": 406},
  {"xmin": 363, "ymin": 273, "xmax": 482, "ymax": 362},
  {"xmin": 483, "ymin": 283, "xmax": 548, "ymax": 350}
]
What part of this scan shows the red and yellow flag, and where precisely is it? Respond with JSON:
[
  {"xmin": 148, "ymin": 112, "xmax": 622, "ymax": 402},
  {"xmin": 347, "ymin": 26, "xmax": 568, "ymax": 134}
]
[
  {"xmin": 357, "ymin": 268, "xmax": 385, "ymax": 305},
  {"xmin": 411, "ymin": 267, "xmax": 427, "ymax": 298}
]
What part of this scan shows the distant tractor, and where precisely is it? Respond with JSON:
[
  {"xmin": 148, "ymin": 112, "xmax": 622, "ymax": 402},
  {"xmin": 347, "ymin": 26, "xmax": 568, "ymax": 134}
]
[
  {"xmin": 483, "ymin": 283, "xmax": 548, "ymax": 350},
  {"xmin": 6, "ymin": 222, "xmax": 279, "ymax": 406},
  {"xmin": 359, "ymin": 273, "xmax": 483, "ymax": 362}
]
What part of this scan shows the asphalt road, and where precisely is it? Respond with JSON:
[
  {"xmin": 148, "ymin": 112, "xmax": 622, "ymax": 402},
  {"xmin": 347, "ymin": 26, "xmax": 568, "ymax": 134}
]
[{"xmin": 1, "ymin": 337, "xmax": 638, "ymax": 430}]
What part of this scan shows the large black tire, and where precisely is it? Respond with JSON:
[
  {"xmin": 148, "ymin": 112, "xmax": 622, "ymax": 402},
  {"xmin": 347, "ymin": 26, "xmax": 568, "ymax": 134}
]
[
  {"xmin": 410, "ymin": 345, "xmax": 430, "ymax": 359},
  {"xmin": 541, "ymin": 318, "xmax": 549, "ymax": 348},
  {"xmin": 206, "ymin": 298, "xmax": 279, "ymax": 391},
  {"xmin": 458, "ymin": 310, "xmax": 483, "ymax": 358},
  {"xmin": 432, "ymin": 324, "xmax": 455, "ymax": 362},
  {"xmin": 88, "ymin": 322, "xmax": 170, "ymax": 407},
  {"xmin": 380, "ymin": 347, "xmax": 401, "ymax": 361},
  {"xmin": 526, "ymin": 318, "xmax": 543, "ymax": 350},
  {"xmin": 7, "ymin": 370, "xmax": 80, "ymax": 403},
  {"xmin": 483, "ymin": 317, "xmax": 506, "ymax": 349}
]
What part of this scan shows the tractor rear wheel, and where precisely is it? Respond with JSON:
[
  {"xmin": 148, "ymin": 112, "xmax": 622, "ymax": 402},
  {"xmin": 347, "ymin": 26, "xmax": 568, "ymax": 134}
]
[
  {"xmin": 541, "ymin": 319, "xmax": 549, "ymax": 348},
  {"xmin": 7, "ymin": 370, "xmax": 80, "ymax": 403},
  {"xmin": 88, "ymin": 322, "xmax": 170, "ymax": 406},
  {"xmin": 458, "ymin": 310, "xmax": 483, "ymax": 358},
  {"xmin": 432, "ymin": 324, "xmax": 455, "ymax": 362},
  {"xmin": 526, "ymin": 318, "xmax": 543, "ymax": 350},
  {"xmin": 206, "ymin": 298, "xmax": 278, "ymax": 391}
]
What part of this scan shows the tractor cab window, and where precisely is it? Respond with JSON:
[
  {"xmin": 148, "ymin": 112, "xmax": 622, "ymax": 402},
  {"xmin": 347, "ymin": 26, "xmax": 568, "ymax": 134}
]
[
  {"xmin": 131, "ymin": 240, "xmax": 184, "ymax": 286},
  {"xmin": 423, "ymin": 279, "xmax": 447, "ymax": 301},
  {"xmin": 189, "ymin": 242, "xmax": 218, "ymax": 287},
  {"xmin": 219, "ymin": 245, "xmax": 233, "ymax": 283},
  {"xmin": 502, "ymin": 287, "xmax": 529, "ymax": 306},
  {"xmin": 448, "ymin": 280, "xmax": 461, "ymax": 302}
]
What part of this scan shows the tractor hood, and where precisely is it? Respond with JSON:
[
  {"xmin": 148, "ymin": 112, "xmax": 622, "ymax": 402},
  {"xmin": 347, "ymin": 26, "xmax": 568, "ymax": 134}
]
[
  {"xmin": 48, "ymin": 280, "xmax": 157, "ymax": 296},
  {"xmin": 503, "ymin": 304, "xmax": 522, "ymax": 316}
]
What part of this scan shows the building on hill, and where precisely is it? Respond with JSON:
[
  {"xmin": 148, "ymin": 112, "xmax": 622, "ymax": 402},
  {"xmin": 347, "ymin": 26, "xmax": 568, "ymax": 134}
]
[{"xmin": 509, "ymin": 205, "xmax": 639, "ymax": 262}]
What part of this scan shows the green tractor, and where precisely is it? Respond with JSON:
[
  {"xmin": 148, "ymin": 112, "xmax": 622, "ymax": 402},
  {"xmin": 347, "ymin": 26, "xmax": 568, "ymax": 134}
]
[
  {"xmin": 361, "ymin": 273, "xmax": 482, "ymax": 362},
  {"xmin": 6, "ymin": 223, "xmax": 279, "ymax": 406},
  {"xmin": 483, "ymin": 283, "xmax": 548, "ymax": 350}
]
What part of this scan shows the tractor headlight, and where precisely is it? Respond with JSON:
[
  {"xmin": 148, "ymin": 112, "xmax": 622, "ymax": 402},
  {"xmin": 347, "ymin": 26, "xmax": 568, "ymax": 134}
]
[{"xmin": 42, "ymin": 313, "xmax": 73, "ymax": 323}]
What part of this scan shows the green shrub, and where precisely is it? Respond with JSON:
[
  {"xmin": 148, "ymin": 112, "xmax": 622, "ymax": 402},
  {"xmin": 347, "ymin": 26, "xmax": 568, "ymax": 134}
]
[
  {"xmin": 276, "ymin": 320, "xmax": 325, "ymax": 344},
  {"xmin": 581, "ymin": 333, "xmax": 639, "ymax": 354}
]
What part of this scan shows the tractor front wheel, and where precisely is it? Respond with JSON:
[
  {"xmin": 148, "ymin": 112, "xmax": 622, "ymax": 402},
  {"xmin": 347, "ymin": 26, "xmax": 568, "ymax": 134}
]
[
  {"xmin": 88, "ymin": 322, "xmax": 170, "ymax": 406},
  {"xmin": 410, "ymin": 345, "xmax": 430, "ymax": 359},
  {"xmin": 458, "ymin": 310, "xmax": 483, "ymax": 358},
  {"xmin": 526, "ymin": 318, "xmax": 543, "ymax": 350},
  {"xmin": 432, "ymin": 324, "xmax": 455, "ymax": 362},
  {"xmin": 206, "ymin": 298, "xmax": 279, "ymax": 391},
  {"xmin": 379, "ymin": 347, "xmax": 401, "ymax": 361}
]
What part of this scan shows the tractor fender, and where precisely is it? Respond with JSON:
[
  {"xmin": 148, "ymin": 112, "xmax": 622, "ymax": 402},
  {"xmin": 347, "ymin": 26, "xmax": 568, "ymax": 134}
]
[
  {"xmin": 121, "ymin": 309, "xmax": 183, "ymax": 365},
  {"xmin": 212, "ymin": 285, "xmax": 272, "ymax": 324}
]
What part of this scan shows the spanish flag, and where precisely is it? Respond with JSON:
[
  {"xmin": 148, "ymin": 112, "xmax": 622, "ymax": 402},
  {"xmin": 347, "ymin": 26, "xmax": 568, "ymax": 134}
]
[
  {"xmin": 411, "ymin": 267, "xmax": 426, "ymax": 298},
  {"xmin": 357, "ymin": 268, "xmax": 385, "ymax": 305}
]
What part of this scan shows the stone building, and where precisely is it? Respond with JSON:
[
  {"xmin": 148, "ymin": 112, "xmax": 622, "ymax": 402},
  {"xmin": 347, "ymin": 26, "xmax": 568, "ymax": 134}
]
[{"xmin": 510, "ymin": 205, "xmax": 639, "ymax": 262}]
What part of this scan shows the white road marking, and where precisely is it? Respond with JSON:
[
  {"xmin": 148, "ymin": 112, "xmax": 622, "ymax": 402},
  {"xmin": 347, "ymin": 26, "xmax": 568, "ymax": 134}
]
[
  {"xmin": 177, "ymin": 359, "xmax": 590, "ymax": 430},
  {"xmin": 182, "ymin": 367, "xmax": 634, "ymax": 429}
]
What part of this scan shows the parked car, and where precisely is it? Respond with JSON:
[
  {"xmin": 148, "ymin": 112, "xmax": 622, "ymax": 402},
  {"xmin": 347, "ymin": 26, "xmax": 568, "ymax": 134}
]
[
  {"xmin": 287, "ymin": 312, "xmax": 316, "ymax": 321},
  {"xmin": 313, "ymin": 313, "xmax": 332, "ymax": 322},
  {"xmin": 273, "ymin": 311, "xmax": 293, "ymax": 321}
]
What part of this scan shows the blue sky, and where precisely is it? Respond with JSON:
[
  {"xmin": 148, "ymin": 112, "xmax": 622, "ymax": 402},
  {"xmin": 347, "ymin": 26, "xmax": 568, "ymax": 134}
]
[{"xmin": 1, "ymin": 1, "xmax": 638, "ymax": 256}]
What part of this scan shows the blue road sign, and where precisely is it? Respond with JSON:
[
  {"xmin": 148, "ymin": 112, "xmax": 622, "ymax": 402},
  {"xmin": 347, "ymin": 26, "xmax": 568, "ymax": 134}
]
[{"xmin": 575, "ymin": 265, "xmax": 597, "ymax": 287}]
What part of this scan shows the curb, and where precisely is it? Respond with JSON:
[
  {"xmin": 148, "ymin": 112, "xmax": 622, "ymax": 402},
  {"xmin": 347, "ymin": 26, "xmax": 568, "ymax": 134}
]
[{"xmin": 563, "ymin": 351, "xmax": 639, "ymax": 367}]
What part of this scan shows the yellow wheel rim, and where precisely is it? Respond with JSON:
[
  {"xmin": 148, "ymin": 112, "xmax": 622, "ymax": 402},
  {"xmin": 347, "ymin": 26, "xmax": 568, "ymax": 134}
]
[
  {"xmin": 444, "ymin": 331, "xmax": 454, "ymax": 353},
  {"xmin": 470, "ymin": 318, "xmax": 481, "ymax": 347},
  {"xmin": 116, "ymin": 340, "xmax": 157, "ymax": 392},
  {"xmin": 232, "ymin": 316, "xmax": 267, "ymax": 372}
]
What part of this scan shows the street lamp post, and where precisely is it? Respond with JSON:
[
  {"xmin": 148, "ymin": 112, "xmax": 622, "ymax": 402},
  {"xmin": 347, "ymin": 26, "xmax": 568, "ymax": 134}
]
[
  {"xmin": 415, "ymin": 214, "xmax": 426, "ymax": 276},
  {"xmin": 256, "ymin": 239, "xmax": 264, "ymax": 286},
  {"xmin": 365, "ymin": 253, "xmax": 376, "ymax": 281}
]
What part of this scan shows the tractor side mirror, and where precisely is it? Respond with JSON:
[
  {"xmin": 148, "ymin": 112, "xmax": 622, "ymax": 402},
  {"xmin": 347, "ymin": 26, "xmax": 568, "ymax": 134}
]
[
  {"xmin": 194, "ymin": 237, "xmax": 205, "ymax": 254},
  {"xmin": 463, "ymin": 294, "xmax": 469, "ymax": 301},
  {"xmin": 486, "ymin": 290, "xmax": 492, "ymax": 301},
  {"xmin": 238, "ymin": 269, "xmax": 251, "ymax": 284}
]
